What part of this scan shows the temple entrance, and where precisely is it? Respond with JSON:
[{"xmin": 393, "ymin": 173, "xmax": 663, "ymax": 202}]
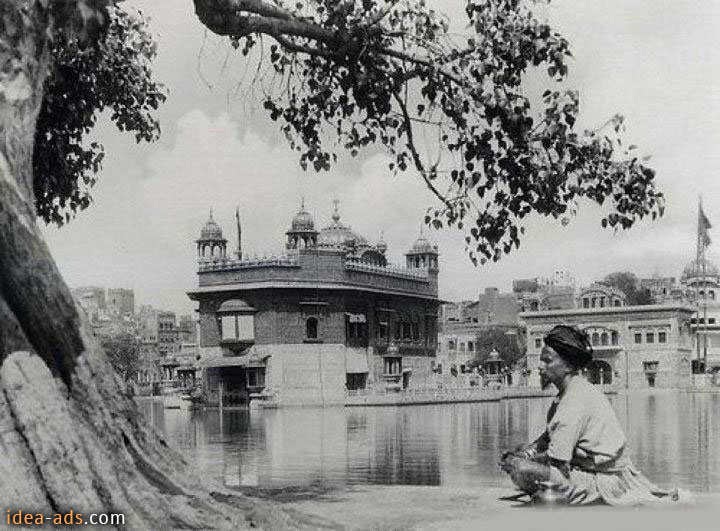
[
  {"xmin": 584, "ymin": 360, "xmax": 613, "ymax": 385},
  {"xmin": 346, "ymin": 372, "xmax": 368, "ymax": 391},
  {"xmin": 207, "ymin": 365, "xmax": 266, "ymax": 406}
]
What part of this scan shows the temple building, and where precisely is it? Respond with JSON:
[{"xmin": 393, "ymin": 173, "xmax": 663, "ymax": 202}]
[{"xmin": 187, "ymin": 203, "xmax": 441, "ymax": 406}]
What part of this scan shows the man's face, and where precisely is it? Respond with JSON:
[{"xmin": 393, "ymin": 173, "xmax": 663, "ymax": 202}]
[{"xmin": 539, "ymin": 345, "xmax": 570, "ymax": 390}]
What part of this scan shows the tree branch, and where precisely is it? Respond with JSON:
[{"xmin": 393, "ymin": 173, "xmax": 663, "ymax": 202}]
[
  {"xmin": 392, "ymin": 90, "xmax": 453, "ymax": 212},
  {"xmin": 193, "ymin": 0, "xmax": 468, "ymax": 89},
  {"xmin": 194, "ymin": 0, "xmax": 336, "ymax": 43},
  {"xmin": 273, "ymin": 35, "xmax": 333, "ymax": 57},
  {"xmin": 363, "ymin": 0, "xmax": 402, "ymax": 28}
]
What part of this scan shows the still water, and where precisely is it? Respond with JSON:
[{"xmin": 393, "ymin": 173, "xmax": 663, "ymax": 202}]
[{"xmin": 139, "ymin": 391, "xmax": 720, "ymax": 493}]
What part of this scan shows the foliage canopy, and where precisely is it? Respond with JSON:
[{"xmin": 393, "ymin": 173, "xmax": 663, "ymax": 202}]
[
  {"xmin": 469, "ymin": 326, "xmax": 525, "ymax": 368},
  {"xmin": 34, "ymin": 5, "xmax": 166, "ymax": 225},
  {"xmin": 38, "ymin": 0, "xmax": 665, "ymax": 263},
  {"xmin": 99, "ymin": 332, "xmax": 141, "ymax": 381},
  {"xmin": 602, "ymin": 271, "xmax": 653, "ymax": 306},
  {"xmin": 194, "ymin": 0, "xmax": 665, "ymax": 264}
]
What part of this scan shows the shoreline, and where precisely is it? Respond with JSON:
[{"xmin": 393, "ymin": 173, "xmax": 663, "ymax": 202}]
[
  {"xmin": 141, "ymin": 385, "xmax": 720, "ymax": 410},
  {"xmin": 270, "ymin": 484, "xmax": 719, "ymax": 530}
]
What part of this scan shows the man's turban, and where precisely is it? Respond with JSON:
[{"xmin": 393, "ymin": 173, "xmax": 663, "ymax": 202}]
[{"xmin": 543, "ymin": 325, "xmax": 593, "ymax": 369}]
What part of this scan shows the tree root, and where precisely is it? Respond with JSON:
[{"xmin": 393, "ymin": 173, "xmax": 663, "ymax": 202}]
[{"xmin": 0, "ymin": 323, "xmax": 319, "ymax": 529}]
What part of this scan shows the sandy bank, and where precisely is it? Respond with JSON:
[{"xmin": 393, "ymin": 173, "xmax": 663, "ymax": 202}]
[{"xmin": 274, "ymin": 485, "xmax": 718, "ymax": 531}]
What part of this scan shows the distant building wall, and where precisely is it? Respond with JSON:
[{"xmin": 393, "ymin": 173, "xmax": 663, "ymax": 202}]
[
  {"xmin": 477, "ymin": 287, "xmax": 518, "ymax": 325},
  {"xmin": 107, "ymin": 288, "xmax": 135, "ymax": 316},
  {"xmin": 523, "ymin": 305, "xmax": 694, "ymax": 389}
]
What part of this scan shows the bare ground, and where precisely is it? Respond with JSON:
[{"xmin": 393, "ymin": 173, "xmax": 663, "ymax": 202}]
[{"xmin": 265, "ymin": 485, "xmax": 718, "ymax": 531}]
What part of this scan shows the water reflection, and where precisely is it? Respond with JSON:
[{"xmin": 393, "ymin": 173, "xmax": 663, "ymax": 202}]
[{"xmin": 139, "ymin": 392, "xmax": 720, "ymax": 493}]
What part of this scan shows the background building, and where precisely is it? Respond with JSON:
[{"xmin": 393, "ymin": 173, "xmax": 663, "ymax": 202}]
[
  {"xmin": 523, "ymin": 304, "xmax": 694, "ymax": 389},
  {"xmin": 437, "ymin": 287, "xmax": 523, "ymax": 378},
  {"xmin": 72, "ymin": 286, "xmax": 107, "ymax": 323},
  {"xmin": 106, "ymin": 288, "xmax": 135, "ymax": 318}
]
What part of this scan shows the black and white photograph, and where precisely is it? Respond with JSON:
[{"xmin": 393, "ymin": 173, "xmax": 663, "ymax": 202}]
[{"xmin": 1, "ymin": 0, "xmax": 718, "ymax": 529}]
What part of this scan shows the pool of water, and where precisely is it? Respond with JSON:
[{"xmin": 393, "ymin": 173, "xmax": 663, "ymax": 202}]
[{"xmin": 139, "ymin": 391, "xmax": 720, "ymax": 493}]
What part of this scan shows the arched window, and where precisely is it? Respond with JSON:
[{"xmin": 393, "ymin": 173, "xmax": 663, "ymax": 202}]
[
  {"xmin": 402, "ymin": 318, "xmax": 412, "ymax": 339},
  {"xmin": 614, "ymin": 299, "xmax": 621, "ymax": 307},
  {"xmin": 583, "ymin": 298, "xmax": 590, "ymax": 308},
  {"xmin": 611, "ymin": 331, "xmax": 618, "ymax": 345},
  {"xmin": 306, "ymin": 317, "xmax": 318, "ymax": 339},
  {"xmin": 592, "ymin": 332, "xmax": 599, "ymax": 346},
  {"xmin": 584, "ymin": 360, "xmax": 613, "ymax": 385},
  {"xmin": 601, "ymin": 332, "xmax": 608, "ymax": 346}
]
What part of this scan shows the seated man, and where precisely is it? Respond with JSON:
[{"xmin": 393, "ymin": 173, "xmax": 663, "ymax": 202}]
[{"xmin": 500, "ymin": 325, "xmax": 675, "ymax": 506}]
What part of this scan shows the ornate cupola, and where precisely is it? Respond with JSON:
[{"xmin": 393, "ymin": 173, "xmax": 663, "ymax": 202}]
[
  {"xmin": 376, "ymin": 232, "xmax": 387, "ymax": 254},
  {"xmin": 405, "ymin": 232, "xmax": 439, "ymax": 270},
  {"xmin": 196, "ymin": 209, "xmax": 227, "ymax": 260},
  {"xmin": 286, "ymin": 199, "xmax": 318, "ymax": 250}
]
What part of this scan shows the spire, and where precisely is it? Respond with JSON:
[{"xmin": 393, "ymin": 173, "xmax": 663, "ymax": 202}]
[
  {"xmin": 236, "ymin": 206, "xmax": 242, "ymax": 260},
  {"xmin": 332, "ymin": 198, "xmax": 340, "ymax": 223}
]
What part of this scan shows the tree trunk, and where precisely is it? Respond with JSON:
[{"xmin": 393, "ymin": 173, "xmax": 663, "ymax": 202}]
[{"xmin": 0, "ymin": 3, "xmax": 309, "ymax": 528}]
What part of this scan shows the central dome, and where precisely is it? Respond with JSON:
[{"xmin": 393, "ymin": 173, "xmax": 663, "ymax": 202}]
[
  {"xmin": 317, "ymin": 207, "xmax": 368, "ymax": 249},
  {"xmin": 683, "ymin": 257, "xmax": 720, "ymax": 279}
]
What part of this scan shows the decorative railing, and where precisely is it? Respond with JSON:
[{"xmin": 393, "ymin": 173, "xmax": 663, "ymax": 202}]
[
  {"xmin": 198, "ymin": 256, "xmax": 299, "ymax": 272},
  {"xmin": 344, "ymin": 258, "xmax": 429, "ymax": 280}
]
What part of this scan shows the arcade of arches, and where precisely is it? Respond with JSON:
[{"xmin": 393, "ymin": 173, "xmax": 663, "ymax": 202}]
[{"xmin": 583, "ymin": 359, "xmax": 613, "ymax": 385}]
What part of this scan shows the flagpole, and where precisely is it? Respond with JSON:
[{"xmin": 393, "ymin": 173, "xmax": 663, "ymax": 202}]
[
  {"xmin": 696, "ymin": 198, "xmax": 702, "ymax": 369},
  {"xmin": 696, "ymin": 196, "xmax": 713, "ymax": 373},
  {"xmin": 235, "ymin": 207, "xmax": 242, "ymax": 260},
  {"xmin": 703, "ymin": 237, "xmax": 708, "ymax": 371}
]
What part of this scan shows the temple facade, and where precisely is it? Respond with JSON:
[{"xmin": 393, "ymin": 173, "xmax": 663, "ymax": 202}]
[
  {"xmin": 523, "ymin": 283, "xmax": 695, "ymax": 389},
  {"xmin": 188, "ymin": 203, "xmax": 441, "ymax": 406}
]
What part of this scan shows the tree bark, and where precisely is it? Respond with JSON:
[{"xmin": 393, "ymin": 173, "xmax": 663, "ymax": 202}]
[{"xmin": 0, "ymin": 3, "xmax": 313, "ymax": 528}]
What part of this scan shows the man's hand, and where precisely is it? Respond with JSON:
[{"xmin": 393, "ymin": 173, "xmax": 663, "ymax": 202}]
[
  {"xmin": 500, "ymin": 444, "xmax": 536, "ymax": 463},
  {"xmin": 498, "ymin": 454, "xmax": 552, "ymax": 494},
  {"xmin": 498, "ymin": 452, "xmax": 520, "ymax": 473}
]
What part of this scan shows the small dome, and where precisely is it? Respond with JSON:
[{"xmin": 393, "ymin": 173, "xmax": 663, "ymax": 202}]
[
  {"xmin": 487, "ymin": 349, "xmax": 501, "ymax": 360},
  {"xmin": 376, "ymin": 234, "xmax": 387, "ymax": 253},
  {"xmin": 408, "ymin": 236, "xmax": 436, "ymax": 254},
  {"xmin": 683, "ymin": 258, "xmax": 720, "ymax": 279},
  {"xmin": 290, "ymin": 205, "xmax": 315, "ymax": 232},
  {"xmin": 200, "ymin": 211, "xmax": 223, "ymax": 240}
]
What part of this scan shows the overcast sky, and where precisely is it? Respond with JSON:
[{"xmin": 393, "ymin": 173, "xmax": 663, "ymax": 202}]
[{"xmin": 42, "ymin": 0, "xmax": 720, "ymax": 315}]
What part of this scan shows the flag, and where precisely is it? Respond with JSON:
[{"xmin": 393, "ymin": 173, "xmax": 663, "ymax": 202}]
[{"xmin": 699, "ymin": 203, "xmax": 712, "ymax": 247}]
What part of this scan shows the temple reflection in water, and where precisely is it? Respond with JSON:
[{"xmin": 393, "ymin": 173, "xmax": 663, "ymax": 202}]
[{"xmin": 140, "ymin": 392, "xmax": 720, "ymax": 493}]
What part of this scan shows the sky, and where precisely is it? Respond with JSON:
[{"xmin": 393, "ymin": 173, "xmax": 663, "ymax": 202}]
[{"xmin": 42, "ymin": 0, "xmax": 720, "ymax": 315}]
